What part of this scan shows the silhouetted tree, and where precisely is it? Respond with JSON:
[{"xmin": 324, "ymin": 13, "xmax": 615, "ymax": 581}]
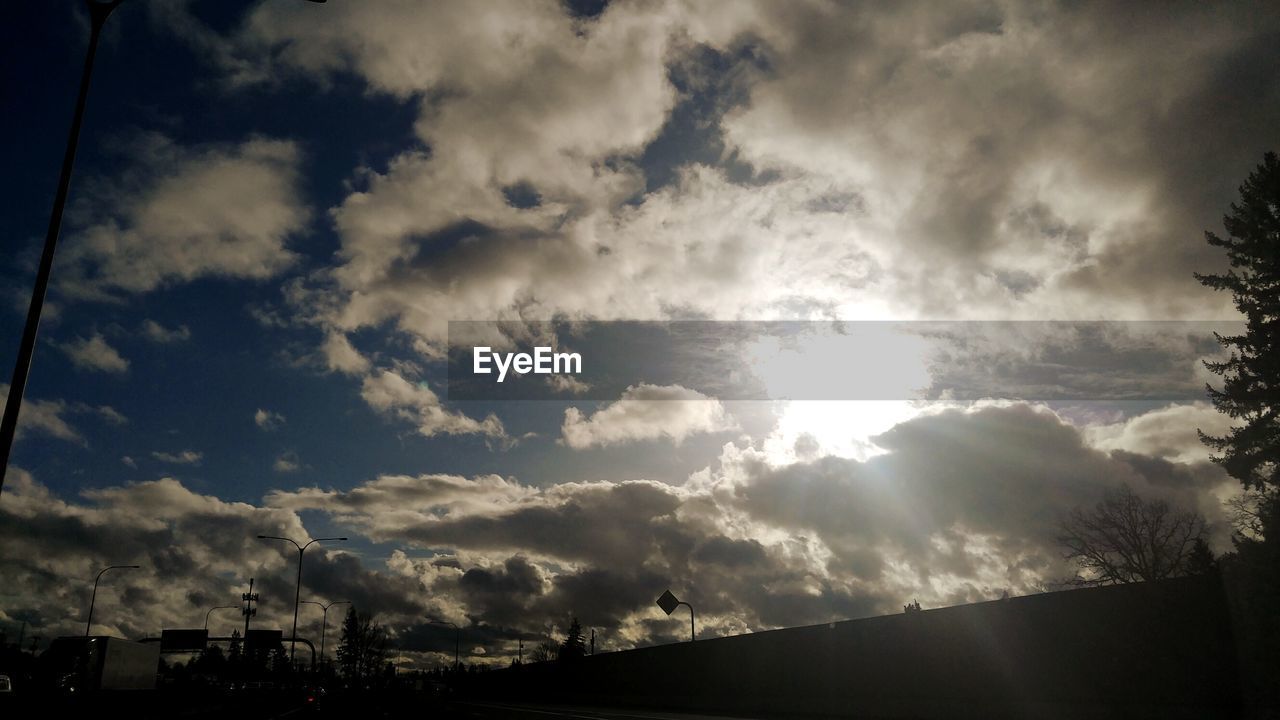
[
  {"xmin": 1186, "ymin": 537, "xmax": 1218, "ymax": 575},
  {"xmin": 558, "ymin": 618, "xmax": 586, "ymax": 661},
  {"xmin": 1196, "ymin": 151, "xmax": 1280, "ymax": 497},
  {"xmin": 528, "ymin": 637, "xmax": 558, "ymax": 663},
  {"xmin": 1197, "ymin": 151, "xmax": 1280, "ymax": 708},
  {"xmin": 1057, "ymin": 485, "xmax": 1207, "ymax": 586},
  {"xmin": 336, "ymin": 607, "xmax": 388, "ymax": 684},
  {"xmin": 227, "ymin": 629, "xmax": 242, "ymax": 665},
  {"xmin": 270, "ymin": 645, "xmax": 290, "ymax": 676}
]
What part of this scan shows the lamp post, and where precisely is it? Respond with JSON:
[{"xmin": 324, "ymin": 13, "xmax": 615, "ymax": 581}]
[
  {"xmin": 85, "ymin": 564, "xmax": 139, "ymax": 636},
  {"xmin": 427, "ymin": 618, "xmax": 460, "ymax": 670},
  {"xmin": 300, "ymin": 599, "xmax": 349, "ymax": 667},
  {"xmin": 0, "ymin": 0, "xmax": 122, "ymax": 497},
  {"xmin": 204, "ymin": 605, "xmax": 238, "ymax": 631},
  {"xmin": 0, "ymin": 0, "xmax": 333, "ymax": 498},
  {"xmin": 257, "ymin": 535, "xmax": 346, "ymax": 665}
]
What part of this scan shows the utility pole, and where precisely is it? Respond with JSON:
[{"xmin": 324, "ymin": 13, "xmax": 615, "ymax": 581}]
[
  {"xmin": 590, "ymin": 628, "xmax": 595, "ymax": 656},
  {"xmin": 518, "ymin": 638, "xmax": 523, "ymax": 664},
  {"xmin": 242, "ymin": 577, "xmax": 258, "ymax": 637}
]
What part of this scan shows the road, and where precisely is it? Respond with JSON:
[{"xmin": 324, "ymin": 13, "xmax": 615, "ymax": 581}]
[{"xmin": 452, "ymin": 701, "xmax": 776, "ymax": 720}]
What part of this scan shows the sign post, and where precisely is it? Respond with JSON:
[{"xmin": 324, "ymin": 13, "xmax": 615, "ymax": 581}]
[{"xmin": 657, "ymin": 589, "xmax": 695, "ymax": 642}]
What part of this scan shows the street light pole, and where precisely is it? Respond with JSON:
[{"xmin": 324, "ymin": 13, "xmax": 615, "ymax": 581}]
[
  {"xmin": 428, "ymin": 619, "xmax": 460, "ymax": 670},
  {"xmin": 0, "ymin": 0, "xmax": 123, "ymax": 497},
  {"xmin": 257, "ymin": 535, "xmax": 346, "ymax": 665},
  {"xmin": 204, "ymin": 605, "xmax": 237, "ymax": 631},
  {"xmin": 301, "ymin": 599, "xmax": 349, "ymax": 667},
  {"xmin": 85, "ymin": 564, "xmax": 139, "ymax": 636}
]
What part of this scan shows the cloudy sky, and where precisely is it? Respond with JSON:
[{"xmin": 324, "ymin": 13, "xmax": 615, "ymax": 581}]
[{"xmin": 1, "ymin": 0, "xmax": 1277, "ymax": 668}]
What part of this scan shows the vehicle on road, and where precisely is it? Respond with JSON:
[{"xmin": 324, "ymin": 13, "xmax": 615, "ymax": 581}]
[{"xmin": 39, "ymin": 637, "xmax": 160, "ymax": 693}]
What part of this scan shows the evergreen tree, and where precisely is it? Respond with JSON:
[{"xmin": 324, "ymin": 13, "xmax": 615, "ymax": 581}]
[
  {"xmin": 558, "ymin": 618, "xmax": 586, "ymax": 661},
  {"xmin": 1186, "ymin": 537, "xmax": 1218, "ymax": 576},
  {"xmin": 336, "ymin": 607, "xmax": 388, "ymax": 683},
  {"xmin": 227, "ymin": 629, "xmax": 242, "ymax": 665},
  {"xmin": 1196, "ymin": 151, "xmax": 1280, "ymax": 497},
  {"xmin": 1197, "ymin": 151, "xmax": 1280, "ymax": 708}
]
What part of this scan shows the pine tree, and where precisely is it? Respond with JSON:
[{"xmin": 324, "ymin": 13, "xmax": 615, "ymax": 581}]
[
  {"xmin": 1196, "ymin": 151, "xmax": 1280, "ymax": 496},
  {"xmin": 227, "ymin": 629, "xmax": 242, "ymax": 665},
  {"xmin": 1197, "ymin": 151, "xmax": 1280, "ymax": 707},
  {"xmin": 558, "ymin": 618, "xmax": 586, "ymax": 661},
  {"xmin": 336, "ymin": 607, "xmax": 387, "ymax": 683},
  {"xmin": 336, "ymin": 606, "xmax": 361, "ymax": 679}
]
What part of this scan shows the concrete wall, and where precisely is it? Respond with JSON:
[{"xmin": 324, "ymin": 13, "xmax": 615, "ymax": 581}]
[{"xmin": 475, "ymin": 576, "xmax": 1240, "ymax": 719}]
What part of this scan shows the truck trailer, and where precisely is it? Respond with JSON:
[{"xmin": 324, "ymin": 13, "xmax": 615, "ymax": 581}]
[{"xmin": 41, "ymin": 637, "xmax": 159, "ymax": 692}]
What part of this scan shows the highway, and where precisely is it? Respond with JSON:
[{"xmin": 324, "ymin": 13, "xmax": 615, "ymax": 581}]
[{"xmin": 454, "ymin": 701, "xmax": 773, "ymax": 720}]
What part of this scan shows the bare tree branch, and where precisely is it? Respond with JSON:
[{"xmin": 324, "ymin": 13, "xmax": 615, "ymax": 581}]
[{"xmin": 1056, "ymin": 485, "xmax": 1208, "ymax": 586}]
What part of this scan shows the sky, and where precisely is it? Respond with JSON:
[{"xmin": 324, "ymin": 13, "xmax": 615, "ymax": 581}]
[{"xmin": 1, "ymin": 0, "xmax": 1278, "ymax": 668}]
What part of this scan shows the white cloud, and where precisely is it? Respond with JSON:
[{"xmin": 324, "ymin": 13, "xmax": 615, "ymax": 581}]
[
  {"xmin": 1084, "ymin": 402, "xmax": 1235, "ymax": 466},
  {"xmin": 60, "ymin": 133, "xmax": 308, "ymax": 300},
  {"xmin": 90, "ymin": 405, "xmax": 129, "ymax": 426},
  {"xmin": 360, "ymin": 369, "xmax": 505, "ymax": 439},
  {"xmin": 151, "ymin": 449, "xmax": 203, "ymax": 465},
  {"xmin": 560, "ymin": 383, "xmax": 736, "ymax": 449},
  {"xmin": 716, "ymin": 2, "xmax": 1276, "ymax": 320},
  {"xmin": 267, "ymin": 402, "xmax": 1236, "ymax": 633},
  {"xmin": 265, "ymin": 473, "xmax": 536, "ymax": 523},
  {"xmin": 60, "ymin": 333, "xmax": 129, "ymax": 373},
  {"xmin": 320, "ymin": 331, "xmax": 371, "ymax": 376},
  {"xmin": 0, "ymin": 472, "xmax": 371, "ymax": 642},
  {"xmin": 140, "ymin": 319, "xmax": 191, "ymax": 343},
  {"xmin": 273, "ymin": 451, "xmax": 301, "ymax": 473},
  {"xmin": 1, "ymin": 401, "xmax": 1242, "ymax": 660},
  {"xmin": 254, "ymin": 408, "xmax": 286, "ymax": 431},
  {"xmin": 0, "ymin": 385, "xmax": 83, "ymax": 444}
]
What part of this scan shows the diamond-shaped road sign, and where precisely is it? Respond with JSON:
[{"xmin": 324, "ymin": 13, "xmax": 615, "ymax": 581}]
[{"xmin": 656, "ymin": 589, "xmax": 680, "ymax": 615}]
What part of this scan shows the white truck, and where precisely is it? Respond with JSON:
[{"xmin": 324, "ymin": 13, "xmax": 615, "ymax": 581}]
[{"xmin": 42, "ymin": 637, "xmax": 160, "ymax": 692}]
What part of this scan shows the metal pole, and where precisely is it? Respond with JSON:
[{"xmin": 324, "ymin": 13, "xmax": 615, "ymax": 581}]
[
  {"xmin": 0, "ymin": 0, "xmax": 123, "ymax": 496},
  {"xmin": 205, "ymin": 605, "xmax": 236, "ymax": 631},
  {"xmin": 428, "ymin": 619, "xmax": 460, "ymax": 670},
  {"xmin": 302, "ymin": 600, "xmax": 348, "ymax": 667},
  {"xmin": 257, "ymin": 536, "xmax": 345, "ymax": 666},
  {"xmin": 291, "ymin": 544, "xmax": 304, "ymax": 665},
  {"xmin": 85, "ymin": 564, "xmax": 138, "ymax": 636},
  {"xmin": 677, "ymin": 601, "xmax": 695, "ymax": 642},
  {"xmin": 85, "ymin": 574, "xmax": 101, "ymax": 636}
]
